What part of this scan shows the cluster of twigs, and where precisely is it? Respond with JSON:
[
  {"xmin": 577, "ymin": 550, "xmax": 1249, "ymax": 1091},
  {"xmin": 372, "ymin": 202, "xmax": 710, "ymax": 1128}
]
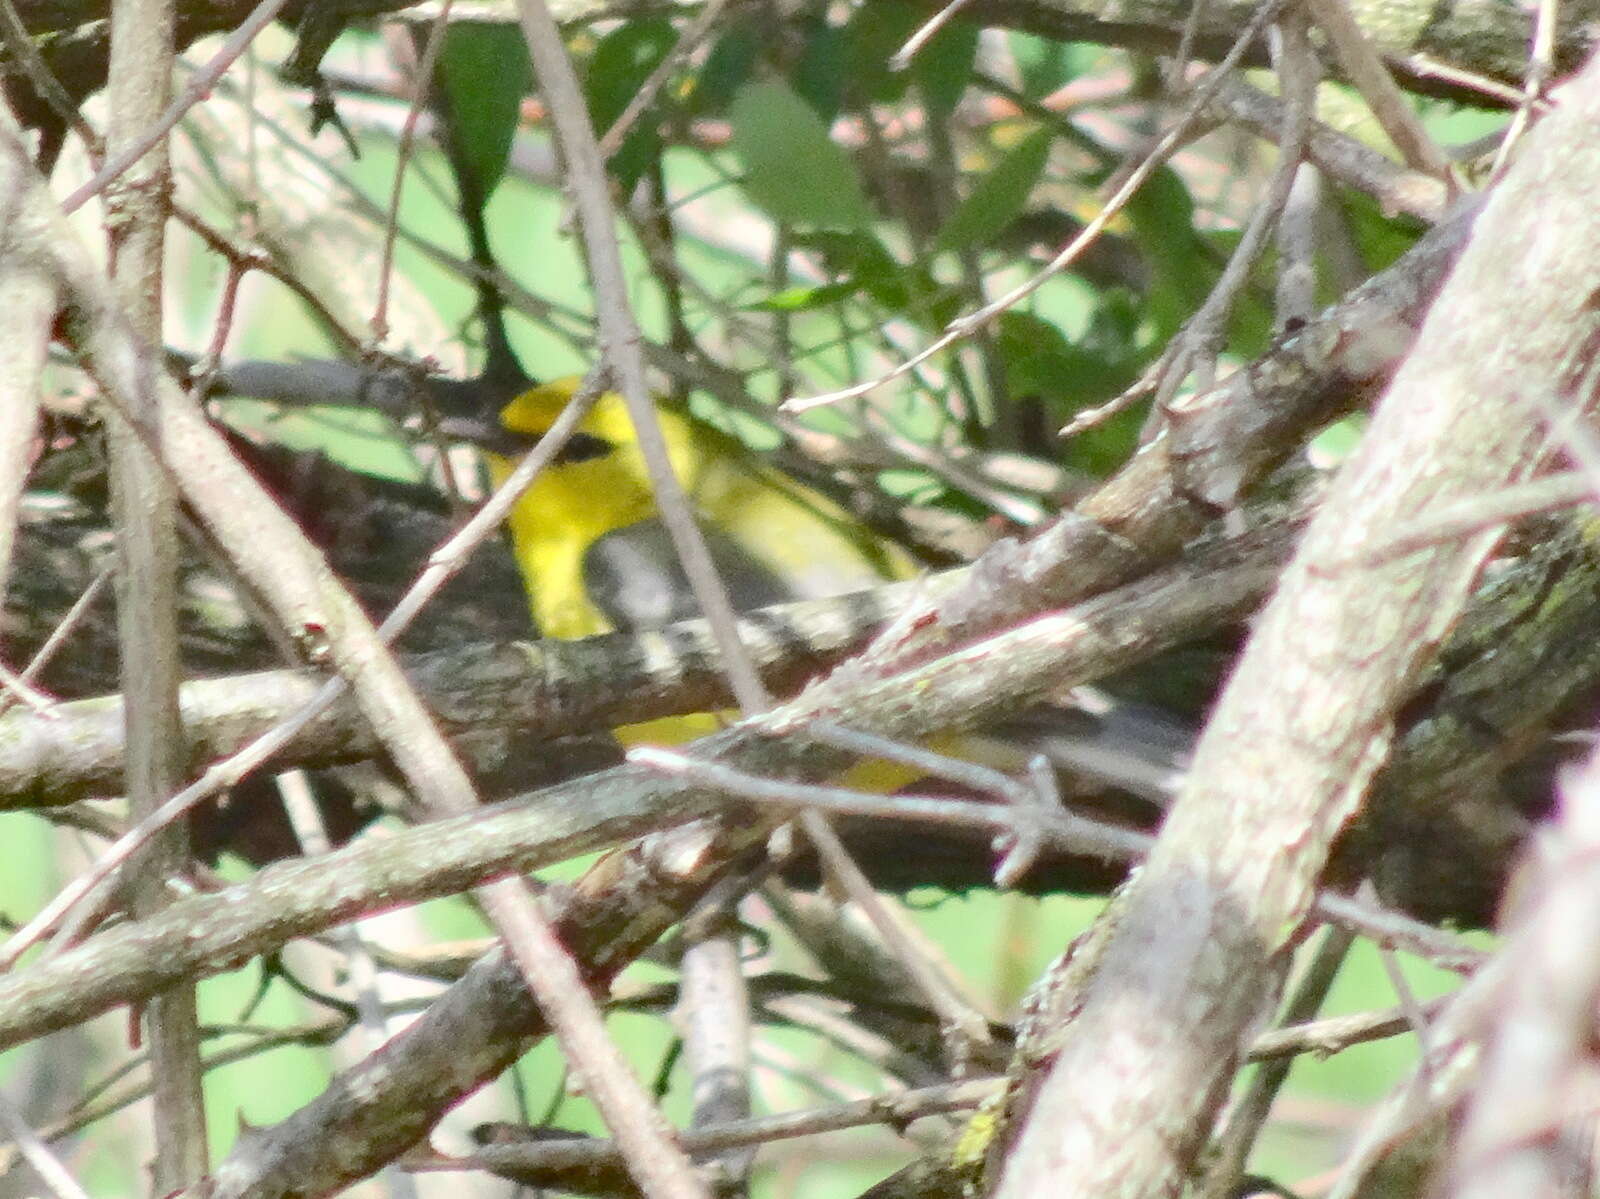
[{"xmin": 3, "ymin": 0, "xmax": 1600, "ymax": 1195}]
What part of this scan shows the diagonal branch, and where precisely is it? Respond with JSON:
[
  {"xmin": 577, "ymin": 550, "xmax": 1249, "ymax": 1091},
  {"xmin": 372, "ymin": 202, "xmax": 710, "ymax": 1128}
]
[
  {"xmin": 0, "ymin": 507, "xmax": 1290, "ymax": 1054},
  {"xmin": 991, "ymin": 49, "xmax": 1600, "ymax": 1199}
]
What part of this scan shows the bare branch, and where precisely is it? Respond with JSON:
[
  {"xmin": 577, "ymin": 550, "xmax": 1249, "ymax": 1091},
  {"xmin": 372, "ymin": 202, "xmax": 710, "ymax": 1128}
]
[{"xmin": 992, "ymin": 50, "xmax": 1600, "ymax": 1199}]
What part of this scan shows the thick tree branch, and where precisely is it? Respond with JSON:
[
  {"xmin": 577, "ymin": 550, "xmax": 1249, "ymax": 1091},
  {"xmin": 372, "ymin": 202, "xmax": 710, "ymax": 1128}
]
[
  {"xmin": 0, "ymin": 587, "xmax": 911, "ymax": 807},
  {"xmin": 6, "ymin": 0, "xmax": 1597, "ymax": 142},
  {"xmin": 991, "ymin": 51, "xmax": 1600, "ymax": 1199},
  {"xmin": 100, "ymin": 0, "xmax": 208, "ymax": 1174},
  {"xmin": 0, "ymin": 196, "xmax": 1476, "ymax": 807},
  {"xmin": 0, "ymin": 511, "xmax": 1287, "ymax": 1054}
]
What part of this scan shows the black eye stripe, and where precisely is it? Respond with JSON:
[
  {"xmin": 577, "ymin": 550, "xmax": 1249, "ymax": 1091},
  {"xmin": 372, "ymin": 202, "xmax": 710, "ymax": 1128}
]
[
  {"xmin": 490, "ymin": 428, "xmax": 615, "ymax": 463},
  {"xmin": 556, "ymin": 432, "xmax": 613, "ymax": 464}
]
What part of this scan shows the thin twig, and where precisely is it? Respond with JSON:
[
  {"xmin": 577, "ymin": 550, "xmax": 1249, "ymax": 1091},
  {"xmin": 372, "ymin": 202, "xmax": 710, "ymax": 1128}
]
[
  {"xmin": 481, "ymin": 875, "xmax": 713, "ymax": 1199},
  {"xmin": 800, "ymin": 810, "xmax": 995, "ymax": 1068},
  {"xmin": 1398, "ymin": 54, "xmax": 1528, "ymax": 107},
  {"xmin": 1248, "ymin": 997, "xmax": 1447, "ymax": 1062},
  {"xmin": 61, "ymin": 0, "xmax": 294, "ymax": 213},
  {"xmin": 1213, "ymin": 76, "xmax": 1448, "ymax": 224},
  {"xmin": 0, "ymin": 561, "xmax": 106, "ymax": 714},
  {"xmin": 809, "ymin": 721, "xmax": 1035, "ymax": 803},
  {"xmin": 1312, "ymin": 892, "xmax": 1483, "ymax": 973},
  {"xmin": 505, "ymin": 0, "xmax": 745, "ymax": 1189},
  {"xmin": 0, "ymin": 1095, "xmax": 90, "ymax": 1199},
  {"xmin": 514, "ymin": 0, "xmax": 767, "ymax": 722},
  {"xmin": 1490, "ymin": 0, "xmax": 1560, "ymax": 177},
  {"xmin": 785, "ymin": 0, "xmax": 1284, "ymax": 414},
  {"xmin": 1170, "ymin": 0, "xmax": 1213, "ymax": 88},
  {"xmin": 424, "ymin": 1077, "xmax": 1001, "ymax": 1177},
  {"xmin": 172, "ymin": 204, "xmax": 363, "ymax": 354},
  {"xmin": 1365, "ymin": 880, "xmax": 1437, "ymax": 1087},
  {"xmin": 890, "ymin": 0, "xmax": 981, "ymax": 70},
  {"xmin": 1202, "ymin": 924, "xmax": 1356, "ymax": 1198},
  {"xmin": 0, "ymin": 1013, "xmax": 354, "ymax": 1169},
  {"xmin": 0, "ymin": 662, "xmax": 58, "ymax": 714},
  {"xmin": 677, "ymin": 904, "xmax": 755, "ymax": 1189},
  {"xmin": 373, "ymin": 0, "xmax": 455, "ymax": 344},
  {"xmin": 630, "ymin": 742, "xmax": 1484, "ymax": 972},
  {"xmin": 1335, "ymin": 471, "xmax": 1597, "ymax": 567},
  {"xmin": 1058, "ymin": 367, "xmax": 1160, "ymax": 439},
  {"xmin": 628, "ymin": 745, "xmax": 1149, "ymax": 865},
  {"xmin": 277, "ymin": 770, "xmax": 421, "ymax": 1199},
  {"xmin": 1152, "ymin": 7, "xmax": 1317, "ymax": 411},
  {"xmin": 1273, "ymin": 14, "xmax": 1322, "ymax": 329},
  {"xmin": 1303, "ymin": 0, "xmax": 1456, "ymax": 183},
  {"xmin": 103, "ymin": 0, "xmax": 207, "ymax": 1173},
  {"xmin": 595, "ymin": 0, "xmax": 731, "ymax": 162},
  {"xmin": 0, "ymin": 0, "xmax": 101, "ymax": 157},
  {"xmin": 0, "ymin": 376, "xmax": 605, "ymax": 965}
]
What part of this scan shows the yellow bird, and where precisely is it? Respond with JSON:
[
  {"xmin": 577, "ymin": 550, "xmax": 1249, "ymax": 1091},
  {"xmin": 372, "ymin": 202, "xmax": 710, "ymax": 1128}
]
[
  {"xmin": 486, "ymin": 377, "xmax": 917, "ymax": 743},
  {"xmin": 490, "ymin": 378, "xmax": 914, "ymax": 639},
  {"xmin": 483, "ymin": 377, "xmax": 1192, "ymax": 834}
]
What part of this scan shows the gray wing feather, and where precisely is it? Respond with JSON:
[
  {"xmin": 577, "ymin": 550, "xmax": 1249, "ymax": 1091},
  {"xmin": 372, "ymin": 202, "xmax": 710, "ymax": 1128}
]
[{"xmin": 581, "ymin": 518, "xmax": 793, "ymax": 632}]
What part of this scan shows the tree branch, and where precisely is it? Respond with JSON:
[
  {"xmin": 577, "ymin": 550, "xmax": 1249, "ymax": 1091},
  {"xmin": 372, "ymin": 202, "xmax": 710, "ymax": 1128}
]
[{"xmin": 990, "ymin": 49, "xmax": 1600, "ymax": 1199}]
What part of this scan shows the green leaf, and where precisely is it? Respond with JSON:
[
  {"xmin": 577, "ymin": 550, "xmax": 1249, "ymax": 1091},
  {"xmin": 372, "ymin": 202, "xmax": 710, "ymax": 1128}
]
[
  {"xmin": 912, "ymin": 18, "xmax": 977, "ymax": 121},
  {"xmin": 999, "ymin": 298, "xmax": 1140, "ymax": 393},
  {"xmin": 745, "ymin": 280, "xmax": 861, "ymax": 311},
  {"xmin": 841, "ymin": 1, "xmax": 920, "ymax": 105},
  {"xmin": 1309, "ymin": 414, "xmax": 1366, "ymax": 466},
  {"xmin": 586, "ymin": 18, "xmax": 677, "ymax": 127},
  {"xmin": 437, "ymin": 22, "xmax": 532, "ymax": 199},
  {"xmin": 996, "ymin": 309, "xmax": 1142, "ymax": 474},
  {"xmin": 1009, "ymin": 35, "xmax": 1093, "ymax": 99},
  {"xmin": 586, "ymin": 18, "xmax": 677, "ymax": 194},
  {"xmin": 838, "ymin": 1, "xmax": 976, "ymax": 113},
  {"xmin": 787, "ymin": 231, "xmax": 934, "ymax": 314},
  {"xmin": 995, "ymin": 310, "xmax": 1076, "ymax": 397},
  {"xmin": 1339, "ymin": 186, "xmax": 1426, "ymax": 273},
  {"xmin": 787, "ymin": 230, "xmax": 900, "ymax": 279},
  {"xmin": 1120, "ymin": 165, "xmax": 1215, "ymax": 341},
  {"xmin": 685, "ymin": 26, "xmax": 758, "ymax": 117},
  {"xmin": 729, "ymin": 79, "xmax": 875, "ymax": 230},
  {"xmin": 876, "ymin": 467, "xmax": 946, "ymax": 504},
  {"xmin": 794, "ymin": 18, "xmax": 848, "ymax": 121},
  {"xmin": 932, "ymin": 128, "xmax": 1051, "ymax": 253}
]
